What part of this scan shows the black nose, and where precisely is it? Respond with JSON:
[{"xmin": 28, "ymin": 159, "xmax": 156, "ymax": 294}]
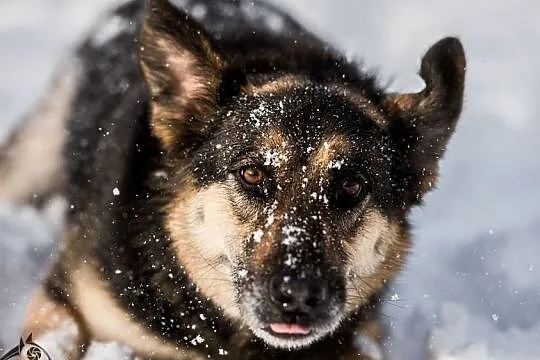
[{"xmin": 269, "ymin": 273, "xmax": 329, "ymax": 314}]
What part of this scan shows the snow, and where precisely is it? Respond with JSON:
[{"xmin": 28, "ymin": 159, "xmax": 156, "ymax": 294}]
[
  {"xmin": 281, "ymin": 225, "xmax": 310, "ymax": 248},
  {"xmin": 1, "ymin": 0, "xmax": 539, "ymax": 359},
  {"xmin": 92, "ymin": 15, "xmax": 131, "ymax": 46},
  {"xmin": 84, "ymin": 342, "xmax": 133, "ymax": 360},
  {"xmin": 328, "ymin": 159, "xmax": 345, "ymax": 170},
  {"xmin": 190, "ymin": 3, "xmax": 208, "ymax": 21},
  {"xmin": 252, "ymin": 229, "xmax": 264, "ymax": 243},
  {"xmin": 34, "ymin": 321, "xmax": 80, "ymax": 360},
  {"xmin": 262, "ymin": 148, "xmax": 289, "ymax": 168}
]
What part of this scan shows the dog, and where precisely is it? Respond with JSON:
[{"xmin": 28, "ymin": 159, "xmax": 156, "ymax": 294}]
[{"xmin": 0, "ymin": 0, "xmax": 466, "ymax": 358}]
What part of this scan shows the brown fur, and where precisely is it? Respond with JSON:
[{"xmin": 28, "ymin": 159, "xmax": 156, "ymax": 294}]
[
  {"xmin": 0, "ymin": 58, "xmax": 80, "ymax": 204},
  {"xmin": 246, "ymin": 75, "xmax": 308, "ymax": 96},
  {"xmin": 140, "ymin": 4, "xmax": 225, "ymax": 152},
  {"xmin": 23, "ymin": 289, "xmax": 87, "ymax": 359},
  {"xmin": 343, "ymin": 210, "xmax": 409, "ymax": 314},
  {"xmin": 71, "ymin": 265, "xmax": 203, "ymax": 360},
  {"xmin": 166, "ymin": 181, "xmax": 252, "ymax": 320},
  {"xmin": 8, "ymin": 0, "xmax": 465, "ymax": 358},
  {"xmin": 309, "ymin": 135, "xmax": 350, "ymax": 174}
]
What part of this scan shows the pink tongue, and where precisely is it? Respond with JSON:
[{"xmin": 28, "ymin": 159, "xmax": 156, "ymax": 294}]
[{"xmin": 269, "ymin": 323, "xmax": 311, "ymax": 335}]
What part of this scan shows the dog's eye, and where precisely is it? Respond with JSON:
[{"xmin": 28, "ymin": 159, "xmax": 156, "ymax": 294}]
[
  {"xmin": 335, "ymin": 177, "xmax": 368, "ymax": 205},
  {"xmin": 342, "ymin": 179, "xmax": 362, "ymax": 197},
  {"xmin": 239, "ymin": 166, "xmax": 264, "ymax": 186}
]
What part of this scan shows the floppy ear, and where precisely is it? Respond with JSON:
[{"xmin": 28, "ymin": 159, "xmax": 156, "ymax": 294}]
[
  {"xmin": 140, "ymin": 0, "xmax": 228, "ymax": 152},
  {"xmin": 385, "ymin": 37, "xmax": 466, "ymax": 201}
]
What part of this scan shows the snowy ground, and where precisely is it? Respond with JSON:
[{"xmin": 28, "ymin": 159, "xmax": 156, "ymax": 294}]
[{"xmin": 0, "ymin": 0, "xmax": 539, "ymax": 359}]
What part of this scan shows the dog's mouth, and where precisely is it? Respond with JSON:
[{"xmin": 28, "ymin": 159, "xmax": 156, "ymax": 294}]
[
  {"xmin": 249, "ymin": 317, "xmax": 338, "ymax": 349},
  {"xmin": 242, "ymin": 302, "xmax": 343, "ymax": 349},
  {"xmin": 258, "ymin": 323, "xmax": 315, "ymax": 344},
  {"xmin": 267, "ymin": 323, "xmax": 312, "ymax": 336},
  {"xmin": 236, "ymin": 272, "xmax": 346, "ymax": 348}
]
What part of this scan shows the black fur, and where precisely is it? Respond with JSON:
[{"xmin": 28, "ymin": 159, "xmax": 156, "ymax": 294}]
[{"xmin": 36, "ymin": 0, "xmax": 465, "ymax": 359}]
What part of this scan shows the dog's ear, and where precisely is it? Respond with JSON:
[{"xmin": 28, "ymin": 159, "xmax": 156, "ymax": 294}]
[
  {"xmin": 385, "ymin": 37, "xmax": 466, "ymax": 201},
  {"xmin": 140, "ymin": 0, "xmax": 228, "ymax": 152}
]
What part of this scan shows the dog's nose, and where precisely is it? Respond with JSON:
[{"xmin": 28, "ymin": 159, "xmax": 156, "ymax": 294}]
[{"xmin": 269, "ymin": 273, "xmax": 329, "ymax": 313}]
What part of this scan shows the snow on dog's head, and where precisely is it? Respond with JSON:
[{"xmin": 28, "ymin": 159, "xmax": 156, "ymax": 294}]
[{"xmin": 140, "ymin": 0, "xmax": 466, "ymax": 349}]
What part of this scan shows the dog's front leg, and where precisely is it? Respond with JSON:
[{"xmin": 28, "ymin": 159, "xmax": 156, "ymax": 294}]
[{"xmin": 22, "ymin": 287, "xmax": 89, "ymax": 360}]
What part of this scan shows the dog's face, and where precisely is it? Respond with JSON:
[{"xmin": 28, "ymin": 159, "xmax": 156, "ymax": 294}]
[
  {"xmin": 183, "ymin": 89, "xmax": 405, "ymax": 348},
  {"xmin": 140, "ymin": 0, "xmax": 465, "ymax": 349}
]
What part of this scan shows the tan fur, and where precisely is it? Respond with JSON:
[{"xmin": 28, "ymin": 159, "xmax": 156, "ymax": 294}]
[
  {"xmin": 259, "ymin": 129, "xmax": 292, "ymax": 173},
  {"xmin": 156, "ymin": 39, "xmax": 218, "ymax": 110},
  {"xmin": 141, "ymin": 37, "xmax": 221, "ymax": 151},
  {"xmin": 384, "ymin": 93, "xmax": 418, "ymax": 114},
  {"xmin": 343, "ymin": 209, "xmax": 408, "ymax": 313},
  {"xmin": 309, "ymin": 135, "xmax": 350, "ymax": 173},
  {"xmin": 252, "ymin": 221, "xmax": 281, "ymax": 268},
  {"xmin": 23, "ymin": 288, "xmax": 86, "ymax": 359},
  {"xmin": 71, "ymin": 265, "xmax": 204, "ymax": 360},
  {"xmin": 140, "ymin": 26, "xmax": 223, "ymax": 151},
  {"xmin": 261, "ymin": 129, "xmax": 289, "ymax": 151},
  {"xmin": 0, "ymin": 58, "xmax": 80, "ymax": 202},
  {"xmin": 246, "ymin": 75, "xmax": 307, "ymax": 95},
  {"xmin": 166, "ymin": 182, "xmax": 255, "ymax": 320},
  {"xmin": 12, "ymin": 7, "xmax": 462, "ymax": 358}
]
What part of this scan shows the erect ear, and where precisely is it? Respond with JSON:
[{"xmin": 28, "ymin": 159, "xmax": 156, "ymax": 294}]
[
  {"xmin": 140, "ymin": 0, "xmax": 228, "ymax": 152},
  {"xmin": 385, "ymin": 37, "xmax": 466, "ymax": 201}
]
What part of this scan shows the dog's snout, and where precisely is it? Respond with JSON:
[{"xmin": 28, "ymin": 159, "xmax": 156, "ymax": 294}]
[{"xmin": 269, "ymin": 273, "xmax": 329, "ymax": 313}]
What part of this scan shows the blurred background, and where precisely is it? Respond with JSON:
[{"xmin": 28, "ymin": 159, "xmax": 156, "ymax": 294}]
[{"xmin": 0, "ymin": 0, "xmax": 539, "ymax": 359}]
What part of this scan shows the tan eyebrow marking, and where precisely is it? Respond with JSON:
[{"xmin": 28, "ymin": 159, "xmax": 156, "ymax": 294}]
[
  {"xmin": 261, "ymin": 128, "xmax": 288, "ymax": 149},
  {"xmin": 244, "ymin": 75, "xmax": 308, "ymax": 95},
  {"xmin": 258, "ymin": 129, "xmax": 293, "ymax": 171},
  {"xmin": 309, "ymin": 135, "xmax": 350, "ymax": 174}
]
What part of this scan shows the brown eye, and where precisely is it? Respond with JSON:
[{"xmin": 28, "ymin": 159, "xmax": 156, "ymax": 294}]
[
  {"xmin": 334, "ymin": 177, "xmax": 368, "ymax": 207},
  {"xmin": 240, "ymin": 167, "xmax": 264, "ymax": 186},
  {"xmin": 342, "ymin": 179, "xmax": 362, "ymax": 197}
]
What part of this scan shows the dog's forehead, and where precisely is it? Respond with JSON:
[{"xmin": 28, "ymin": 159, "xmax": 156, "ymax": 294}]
[
  {"xmin": 244, "ymin": 78, "xmax": 388, "ymax": 127},
  {"xmin": 234, "ymin": 90, "xmax": 383, "ymax": 170},
  {"xmin": 200, "ymin": 86, "xmax": 391, "ymax": 186},
  {"xmin": 257, "ymin": 128, "xmax": 350, "ymax": 172}
]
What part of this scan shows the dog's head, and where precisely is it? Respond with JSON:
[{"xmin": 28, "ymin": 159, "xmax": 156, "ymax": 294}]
[{"xmin": 140, "ymin": 0, "xmax": 466, "ymax": 349}]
